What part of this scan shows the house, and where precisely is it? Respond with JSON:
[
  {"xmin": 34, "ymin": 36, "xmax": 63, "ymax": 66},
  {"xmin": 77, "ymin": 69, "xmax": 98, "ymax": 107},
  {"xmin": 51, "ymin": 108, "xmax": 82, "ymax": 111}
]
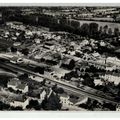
[
  {"xmin": 43, "ymin": 88, "xmax": 53, "ymax": 98},
  {"xmin": 106, "ymin": 57, "xmax": 120, "ymax": 67},
  {"xmin": 16, "ymin": 84, "xmax": 28, "ymax": 93},
  {"xmin": 40, "ymin": 89, "xmax": 47, "ymax": 101},
  {"xmin": 106, "ymin": 66, "xmax": 116, "ymax": 71},
  {"xmin": 80, "ymin": 40, "xmax": 89, "ymax": 47},
  {"xmin": 59, "ymin": 92, "xmax": 85, "ymax": 109},
  {"xmin": 39, "ymin": 88, "xmax": 53, "ymax": 102},
  {"xmin": 68, "ymin": 51, "xmax": 75, "ymax": 56},
  {"xmin": 27, "ymin": 88, "xmax": 48, "ymax": 102},
  {"xmin": 75, "ymin": 97, "xmax": 88, "ymax": 106},
  {"xmin": 10, "ymin": 95, "xmax": 29, "ymax": 109},
  {"xmin": 10, "ymin": 56, "xmax": 18, "ymax": 64},
  {"xmin": 71, "ymin": 77, "xmax": 78, "ymax": 82},
  {"xmin": 7, "ymin": 78, "xmax": 20, "ymax": 90},
  {"xmin": 61, "ymin": 58, "xmax": 75, "ymax": 70},
  {"xmin": 92, "ymin": 52, "xmax": 100, "ymax": 58},
  {"xmin": 43, "ymin": 42, "xmax": 55, "ymax": 50},
  {"xmin": 41, "ymin": 54, "xmax": 59, "ymax": 65},
  {"xmin": 7, "ymin": 78, "xmax": 28, "ymax": 93},
  {"xmin": 60, "ymin": 93, "xmax": 75, "ymax": 107},
  {"xmin": 34, "ymin": 38, "xmax": 41, "ymax": 44},
  {"xmin": 13, "ymin": 42, "xmax": 21, "ymax": 47},
  {"xmin": 94, "ymin": 78, "xmax": 104, "ymax": 86},
  {"xmin": 100, "ymin": 73, "xmax": 120, "ymax": 85},
  {"xmin": 116, "ymin": 105, "xmax": 120, "ymax": 111}
]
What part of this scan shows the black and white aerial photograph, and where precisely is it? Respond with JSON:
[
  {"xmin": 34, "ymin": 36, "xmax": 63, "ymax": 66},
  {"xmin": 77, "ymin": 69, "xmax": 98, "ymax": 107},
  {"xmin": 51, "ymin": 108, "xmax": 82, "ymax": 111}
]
[{"xmin": 1, "ymin": 5, "xmax": 120, "ymax": 111}]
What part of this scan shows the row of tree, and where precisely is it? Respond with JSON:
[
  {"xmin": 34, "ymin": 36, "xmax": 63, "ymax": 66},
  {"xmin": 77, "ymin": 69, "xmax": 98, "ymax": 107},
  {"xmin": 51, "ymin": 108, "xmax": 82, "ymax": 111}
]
[{"xmin": 3, "ymin": 12, "xmax": 120, "ymax": 39}]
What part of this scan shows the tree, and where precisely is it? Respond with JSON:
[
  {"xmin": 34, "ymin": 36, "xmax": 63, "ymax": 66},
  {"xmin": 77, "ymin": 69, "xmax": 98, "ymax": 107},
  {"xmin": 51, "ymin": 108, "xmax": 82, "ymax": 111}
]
[
  {"xmin": 0, "ymin": 75, "xmax": 9, "ymax": 87},
  {"xmin": 41, "ymin": 79, "xmax": 46, "ymax": 86},
  {"xmin": 82, "ymin": 73, "xmax": 95, "ymax": 87},
  {"xmin": 52, "ymin": 84, "xmax": 57, "ymax": 91},
  {"xmin": 59, "ymin": 17, "xmax": 67, "ymax": 25},
  {"xmin": 89, "ymin": 23, "xmax": 99, "ymax": 37},
  {"xmin": 80, "ymin": 23, "xmax": 89, "ymax": 36},
  {"xmin": 114, "ymin": 28, "xmax": 119, "ymax": 36},
  {"xmin": 0, "ymin": 101, "xmax": 10, "ymax": 110},
  {"xmin": 57, "ymin": 88, "xmax": 64, "ymax": 94},
  {"xmin": 103, "ymin": 25, "xmax": 108, "ymax": 34},
  {"xmin": 70, "ymin": 20, "xmax": 80, "ymax": 29},
  {"xmin": 17, "ymin": 31, "xmax": 25, "ymax": 42},
  {"xmin": 18, "ymin": 73, "xmax": 28, "ymax": 80},
  {"xmin": 11, "ymin": 47, "xmax": 17, "ymax": 52},
  {"xmin": 52, "ymin": 85, "xmax": 64, "ymax": 94},
  {"xmin": 99, "ymin": 26, "xmax": 103, "ymax": 33},
  {"xmin": 102, "ymin": 102, "xmax": 116, "ymax": 110},
  {"xmin": 34, "ymin": 66, "xmax": 44, "ymax": 74},
  {"xmin": 26, "ymin": 99, "xmax": 41, "ymax": 110},
  {"xmin": 21, "ymin": 48, "xmax": 29, "ymax": 56},
  {"xmin": 10, "ymin": 106, "xmax": 23, "ymax": 110},
  {"xmin": 68, "ymin": 59, "xmax": 75, "ymax": 70},
  {"xmin": 41, "ymin": 92, "xmax": 62, "ymax": 110},
  {"xmin": 113, "ymin": 14, "xmax": 117, "ymax": 21},
  {"xmin": 108, "ymin": 28, "xmax": 112, "ymax": 36},
  {"xmin": 64, "ymin": 73, "xmax": 72, "ymax": 80}
]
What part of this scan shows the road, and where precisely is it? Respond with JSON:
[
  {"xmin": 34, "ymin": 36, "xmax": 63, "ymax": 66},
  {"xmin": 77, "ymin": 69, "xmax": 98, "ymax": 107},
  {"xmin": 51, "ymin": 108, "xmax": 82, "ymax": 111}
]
[
  {"xmin": 0, "ymin": 70, "xmax": 17, "ymax": 77},
  {"xmin": 0, "ymin": 61, "xmax": 119, "ymax": 105}
]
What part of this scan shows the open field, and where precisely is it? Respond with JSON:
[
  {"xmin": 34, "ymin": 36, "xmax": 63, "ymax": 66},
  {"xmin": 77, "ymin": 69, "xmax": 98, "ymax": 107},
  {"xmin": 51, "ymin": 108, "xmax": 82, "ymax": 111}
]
[{"xmin": 83, "ymin": 17, "xmax": 114, "ymax": 21}]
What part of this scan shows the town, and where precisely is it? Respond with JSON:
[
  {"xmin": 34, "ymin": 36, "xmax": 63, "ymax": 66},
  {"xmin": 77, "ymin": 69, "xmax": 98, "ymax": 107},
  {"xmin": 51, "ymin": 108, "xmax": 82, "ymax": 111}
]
[{"xmin": 0, "ymin": 6, "xmax": 120, "ymax": 111}]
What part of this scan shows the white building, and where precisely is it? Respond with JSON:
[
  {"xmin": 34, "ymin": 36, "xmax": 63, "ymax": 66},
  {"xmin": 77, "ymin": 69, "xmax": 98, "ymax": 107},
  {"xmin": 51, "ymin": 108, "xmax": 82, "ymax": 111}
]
[
  {"xmin": 40, "ymin": 89, "xmax": 47, "ymax": 101},
  {"xmin": 16, "ymin": 84, "xmax": 29, "ymax": 93},
  {"xmin": 10, "ymin": 96, "xmax": 29, "ymax": 109},
  {"xmin": 39, "ymin": 88, "xmax": 53, "ymax": 102},
  {"xmin": 60, "ymin": 93, "xmax": 74, "ymax": 107},
  {"xmin": 44, "ymin": 44, "xmax": 55, "ymax": 50},
  {"xmin": 80, "ymin": 40, "xmax": 89, "ymax": 47},
  {"xmin": 59, "ymin": 93, "xmax": 88, "ymax": 109},
  {"xmin": 116, "ymin": 105, "xmax": 120, "ymax": 111},
  {"xmin": 100, "ymin": 74, "xmax": 120, "ymax": 85},
  {"xmin": 94, "ymin": 79, "xmax": 104, "ymax": 86},
  {"xmin": 106, "ymin": 57, "xmax": 120, "ymax": 66}
]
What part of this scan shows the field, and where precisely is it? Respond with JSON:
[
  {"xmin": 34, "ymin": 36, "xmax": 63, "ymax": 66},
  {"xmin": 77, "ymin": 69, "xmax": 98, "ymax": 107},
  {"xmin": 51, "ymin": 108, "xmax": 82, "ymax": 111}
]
[{"xmin": 84, "ymin": 17, "xmax": 114, "ymax": 22}]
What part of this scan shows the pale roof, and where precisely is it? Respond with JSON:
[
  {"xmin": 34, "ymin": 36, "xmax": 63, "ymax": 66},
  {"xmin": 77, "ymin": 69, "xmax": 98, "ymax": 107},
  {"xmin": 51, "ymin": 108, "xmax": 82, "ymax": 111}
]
[
  {"xmin": 60, "ymin": 93, "xmax": 69, "ymax": 98},
  {"xmin": 16, "ymin": 84, "xmax": 27, "ymax": 90},
  {"xmin": 8, "ymin": 78, "xmax": 19, "ymax": 86}
]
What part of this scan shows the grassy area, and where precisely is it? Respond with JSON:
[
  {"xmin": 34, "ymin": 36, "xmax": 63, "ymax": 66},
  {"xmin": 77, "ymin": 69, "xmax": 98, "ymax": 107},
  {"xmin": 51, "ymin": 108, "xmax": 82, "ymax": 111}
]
[{"xmin": 84, "ymin": 17, "xmax": 114, "ymax": 22}]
